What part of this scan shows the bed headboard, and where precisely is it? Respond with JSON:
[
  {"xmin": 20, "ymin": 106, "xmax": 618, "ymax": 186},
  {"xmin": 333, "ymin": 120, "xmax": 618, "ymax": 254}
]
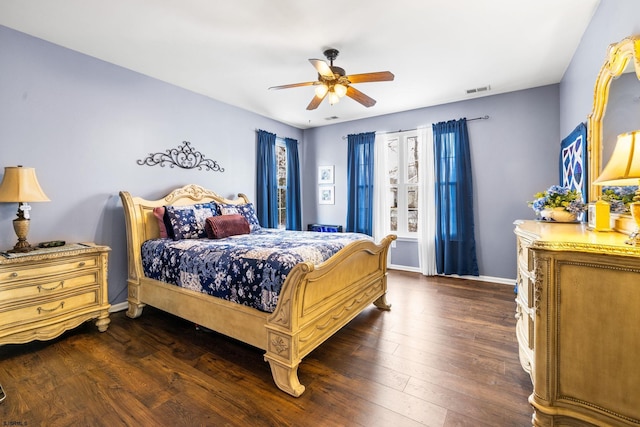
[{"xmin": 119, "ymin": 184, "xmax": 250, "ymax": 283}]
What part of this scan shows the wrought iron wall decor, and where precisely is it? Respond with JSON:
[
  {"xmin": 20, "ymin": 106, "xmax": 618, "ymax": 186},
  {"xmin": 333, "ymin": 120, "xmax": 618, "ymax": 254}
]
[{"xmin": 137, "ymin": 141, "xmax": 224, "ymax": 172}]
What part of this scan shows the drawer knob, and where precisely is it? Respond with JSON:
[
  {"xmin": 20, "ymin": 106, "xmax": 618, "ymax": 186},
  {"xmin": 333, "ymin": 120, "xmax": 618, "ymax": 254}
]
[
  {"xmin": 37, "ymin": 302, "xmax": 65, "ymax": 314},
  {"xmin": 38, "ymin": 281, "xmax": 64, "ymax": 292},
  {"xmin": 78, "ymin": 261, "xmax": 86, "ymax": 267},
  {"xmin": 10, "ymin": 272, "xmax": 18, "ymax": 278}
]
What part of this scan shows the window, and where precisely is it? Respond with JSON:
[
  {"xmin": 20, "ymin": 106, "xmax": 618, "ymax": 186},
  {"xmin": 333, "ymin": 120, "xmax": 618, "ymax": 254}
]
[
  {"xmin": 276, "ymin": 139, "xmax": 287, "ymax": 229},
  {"xmin": 386, "ymin": 131, "xmax": 419, "ymax": 236}
]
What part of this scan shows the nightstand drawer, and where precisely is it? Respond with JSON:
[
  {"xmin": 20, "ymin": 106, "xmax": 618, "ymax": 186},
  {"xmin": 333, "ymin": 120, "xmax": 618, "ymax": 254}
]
[
  {"xmin": 0, "ymin": 243, "xmax": 110, "ymax": 345},
  {"xmin": 0, "ymin": 289, "xmax": 100, "ymax": 327},
  {"xmin": 0, "ymin": 255, "xmax": 98, "ymax": 284},
  {"xmin": 0, "ymin": 272, "xmax": 98, "ymax": 303}
]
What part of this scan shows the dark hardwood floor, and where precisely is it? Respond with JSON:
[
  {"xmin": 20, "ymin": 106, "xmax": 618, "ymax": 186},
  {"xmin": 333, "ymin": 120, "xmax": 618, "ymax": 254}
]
[{"xmin": 0, "ymin": 271, "xmax": 533, "ymax": 426}]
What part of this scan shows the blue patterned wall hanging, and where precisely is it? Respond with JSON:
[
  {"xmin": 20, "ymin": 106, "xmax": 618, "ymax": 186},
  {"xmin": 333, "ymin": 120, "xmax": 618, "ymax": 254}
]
[{"xmin": 560, "ymin": 123, "xmax": 587, "ymax": 201}]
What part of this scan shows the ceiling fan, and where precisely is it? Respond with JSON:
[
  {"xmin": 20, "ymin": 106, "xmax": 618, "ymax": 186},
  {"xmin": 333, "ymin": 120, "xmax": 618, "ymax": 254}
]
[{"xmin": 268, "ymin": 48, "xmax": 394, "ymax": 110}]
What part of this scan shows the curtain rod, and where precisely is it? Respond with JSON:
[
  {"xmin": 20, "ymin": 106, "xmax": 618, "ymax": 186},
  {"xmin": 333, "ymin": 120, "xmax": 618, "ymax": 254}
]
[
  {"xmin": 341, "ymin": 115, "xmax": 490, "ymax": 139},
  {"xmin": 468, "ymin": 115, "xmax": 490, "ymax": 121}
]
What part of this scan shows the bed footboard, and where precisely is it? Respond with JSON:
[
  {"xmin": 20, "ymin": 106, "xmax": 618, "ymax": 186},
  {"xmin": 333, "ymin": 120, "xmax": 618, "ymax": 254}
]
[{"xmin": 264, "ymin": 234, "xmax": 395, "ymax": 396}]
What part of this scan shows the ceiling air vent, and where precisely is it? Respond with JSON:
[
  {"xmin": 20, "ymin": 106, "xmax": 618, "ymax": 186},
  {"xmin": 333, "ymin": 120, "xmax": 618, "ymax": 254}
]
[{"xmin": 466, "ymin": 85, "xmax": 491, "ymax": 95}]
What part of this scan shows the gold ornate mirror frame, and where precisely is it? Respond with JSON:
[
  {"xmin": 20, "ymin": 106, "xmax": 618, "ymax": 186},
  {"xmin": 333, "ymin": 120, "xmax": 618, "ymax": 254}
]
[{"xmin": 588, "ymin": 35, "xmax": 640, "ymax": 201}]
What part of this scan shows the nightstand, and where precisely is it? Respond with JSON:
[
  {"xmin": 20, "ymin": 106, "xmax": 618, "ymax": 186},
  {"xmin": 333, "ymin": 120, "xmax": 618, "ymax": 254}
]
[{"xmin": 0, "ymin": 243, "xmax": 110, "ymax": 345}]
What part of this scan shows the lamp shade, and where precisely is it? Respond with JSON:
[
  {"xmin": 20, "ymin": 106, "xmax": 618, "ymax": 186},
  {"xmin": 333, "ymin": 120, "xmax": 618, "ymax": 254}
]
[
  {"xmin": 593, "ymin": 130, "xmax": 640, "ymax": 186},
  {"xmin": 0, "ymin": 166, "xmax": 50, "ymax": 202}
]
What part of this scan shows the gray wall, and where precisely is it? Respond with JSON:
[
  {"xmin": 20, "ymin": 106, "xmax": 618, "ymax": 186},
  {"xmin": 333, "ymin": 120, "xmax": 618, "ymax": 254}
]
[
  {"xmin": 560, "ymin": 0, "xmax": 640, "ymax": 139},
  {"xmin": 303, "ymin": 85, "xmax": 560, "ymax": 280},
  {"xmin": 0, "ymin": 26, "xmax": 302, "ymax": 306}
]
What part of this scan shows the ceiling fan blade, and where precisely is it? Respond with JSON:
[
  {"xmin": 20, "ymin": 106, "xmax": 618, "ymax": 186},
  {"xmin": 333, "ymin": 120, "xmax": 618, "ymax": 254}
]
[
  {"xmin": 268, "ymin": 81, "xmax": 316, "ymax": 90},
  {"xmin": 346, "ymin": 86, "xmax": 376, "ymax": 108},
  {"xmin": 346, "ymin": 71, "xmax": 395, "ymax": 84},
  {"xmin": 306, "ymin": 92, "xmax": 327, "ymax": 110},
  {"xmin": 309, "ymin": 59, "xmax": 335, "ymax": 80}
]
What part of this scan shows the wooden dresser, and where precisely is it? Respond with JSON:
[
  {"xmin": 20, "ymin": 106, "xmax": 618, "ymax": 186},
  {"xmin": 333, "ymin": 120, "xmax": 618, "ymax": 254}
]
[
  {"xmin": 0, "ymin": 243, "xmax": 110, "ymax": 345},
  {"xmin": 514, "ymin": 220, "xmax": 640, "ymax": 426}
]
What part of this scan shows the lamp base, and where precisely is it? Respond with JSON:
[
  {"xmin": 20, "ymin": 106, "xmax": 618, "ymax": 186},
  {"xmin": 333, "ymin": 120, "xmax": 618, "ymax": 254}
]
[
  {"xmin": 9, "ymin": 217, "xmax": 36, "ymax": 253},
  {"xmin": 7, "ymin": 244, "xmax": 36, "ymax": 253},
  {"xmin": 625, "ymin": 202, "xmax": 640, "ymax": 245}
]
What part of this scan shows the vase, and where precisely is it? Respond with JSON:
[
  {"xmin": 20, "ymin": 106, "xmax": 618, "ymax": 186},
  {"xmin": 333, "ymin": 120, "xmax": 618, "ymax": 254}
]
[{"xmin": 540, "ymin": 207, "xmax": 577, "ymax": 222}]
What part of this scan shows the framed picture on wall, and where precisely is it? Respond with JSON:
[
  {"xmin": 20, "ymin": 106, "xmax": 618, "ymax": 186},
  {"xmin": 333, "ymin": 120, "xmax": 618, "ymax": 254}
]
[
  {"xmin": 319, "ymin": 186, "xmax": 335, "ymax": 205},
  {"xmin": 560, "ymin": 122, "xmax": 588, "ymax": 201},
  {"xmin": 318, "ymin": 165, "xmax": 334, "ymax": 185}
]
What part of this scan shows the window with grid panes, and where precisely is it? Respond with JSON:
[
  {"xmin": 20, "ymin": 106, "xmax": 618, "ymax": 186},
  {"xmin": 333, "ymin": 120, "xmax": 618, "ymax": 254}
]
[
  {"xmin": 386, "ymin": 131, "xmax": 419, "ymax": 237},
  {"xmin": 276, "ymin": 139, "xmax": 287, "ymax": 229}
]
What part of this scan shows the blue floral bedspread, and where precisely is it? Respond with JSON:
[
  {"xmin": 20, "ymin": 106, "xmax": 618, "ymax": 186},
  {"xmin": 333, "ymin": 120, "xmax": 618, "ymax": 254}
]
[{"xmin": 141, "ymin": 229, "xmax": 371, "ymax": 313}]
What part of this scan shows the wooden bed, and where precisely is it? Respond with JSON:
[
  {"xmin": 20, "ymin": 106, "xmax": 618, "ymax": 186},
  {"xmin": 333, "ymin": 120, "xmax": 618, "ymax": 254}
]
[{"xmin": 119, "ymin": 184, "xmax": 396, "ymax": 397}]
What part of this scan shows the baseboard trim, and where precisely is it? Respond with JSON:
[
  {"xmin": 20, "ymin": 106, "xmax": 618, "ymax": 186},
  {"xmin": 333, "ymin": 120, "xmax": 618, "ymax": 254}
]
[
  {"xmin": 445, "ymin": 274, "xmax": 515, "ymax": 286},
  {"xmin": 109, "ymin": 301, "xmax": 128, "ymax": 313},
  {"xmin": 389, "ymin": 264, "xmax": 421, "ymax": 273},
  {"xmin": 388, "ymin": 265, "xmax": 515, "ymax": 286}
]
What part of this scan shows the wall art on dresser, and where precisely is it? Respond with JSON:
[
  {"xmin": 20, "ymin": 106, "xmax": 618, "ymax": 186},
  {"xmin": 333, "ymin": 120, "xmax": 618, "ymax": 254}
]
[
  {"xmin": 137, "ymin": 141, "xmax": 225, "ymax": 172},
  {"xmin": 560, "ymin": 123, "xmax": 587, "ymax": 201}
]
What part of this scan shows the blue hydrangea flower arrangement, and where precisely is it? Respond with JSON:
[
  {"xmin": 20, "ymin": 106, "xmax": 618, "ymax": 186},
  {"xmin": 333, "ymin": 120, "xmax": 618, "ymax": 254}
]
[{"xmin": 528, "ymin": 185, "xmax": 587, "ymax": 215}]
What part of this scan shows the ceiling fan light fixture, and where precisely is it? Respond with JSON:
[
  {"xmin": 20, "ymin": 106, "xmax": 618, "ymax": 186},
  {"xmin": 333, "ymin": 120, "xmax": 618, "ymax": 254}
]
[
  {"xmin": 269, "ymin": 48, "xmax": 394, "ymax": 110},
  {"xmin": 315, "ymin": 84, "xmax": 329, "ymax": 98},
  {"xmin": 334, "ymin": 83, "xmax": 347, "ymax": 98},
  {"xmin": 328, "ymin": 91, "xmax": 340, "ymax": 105}
]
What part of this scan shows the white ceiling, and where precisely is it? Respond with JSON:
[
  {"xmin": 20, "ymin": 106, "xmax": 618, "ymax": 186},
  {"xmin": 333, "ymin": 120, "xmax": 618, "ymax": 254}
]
[{"xmin": 0, "ymin": 0, "xmax": 601, "ymax": 129}]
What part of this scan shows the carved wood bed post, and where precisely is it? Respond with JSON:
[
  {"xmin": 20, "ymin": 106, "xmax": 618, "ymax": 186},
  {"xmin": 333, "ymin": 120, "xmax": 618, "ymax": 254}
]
[
  {"xmin": 263, "ymin": 262, "xmax": 312, "ymax": 397},
  {"xmin": 119, "ymin": 190, "xmax": 147, "ymax": 318}
]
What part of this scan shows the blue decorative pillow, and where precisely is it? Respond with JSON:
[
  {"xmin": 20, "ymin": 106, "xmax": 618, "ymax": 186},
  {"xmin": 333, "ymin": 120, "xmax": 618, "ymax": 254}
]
[
  {"xmin": 165, "ymin": 202, "xmax": 218, "ymax": 240},
  {"xmin": 218, "ymin": 202, "xmax": 261, "ymax": 231}
]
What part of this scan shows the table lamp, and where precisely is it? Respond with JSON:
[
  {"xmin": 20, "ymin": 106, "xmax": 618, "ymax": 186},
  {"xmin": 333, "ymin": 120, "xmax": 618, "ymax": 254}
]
[
  {"xmin": 0, "ymin": 166, "xmax": 50, "ymax": 252},
  {"xmin": 593, "ymin": 130, "xmax": 640, "ymax": 244}
]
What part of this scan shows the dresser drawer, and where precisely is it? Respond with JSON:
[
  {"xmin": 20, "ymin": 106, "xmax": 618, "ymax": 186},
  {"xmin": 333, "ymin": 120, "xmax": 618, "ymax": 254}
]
[
  {"xmin": 0, "ymin": 272, "xmax": 98, "ymax": 303},
  {"xmin": 516, "ymin": 306, "xmax": 534, "ymax": 351},
  {"xmin": 517, "ymin": 238, "xmax": 533, "ymax": 273},
  {"xmin": 0, "ymin": 255, "xmax": 98, "ymax": 284},
  {"xmin": 516, "ymin": 269, "xmax": 529, "ymax": 307},
  {"xmin": 0, "ymin": 288, "xmax": 100, "ymax": 327}
]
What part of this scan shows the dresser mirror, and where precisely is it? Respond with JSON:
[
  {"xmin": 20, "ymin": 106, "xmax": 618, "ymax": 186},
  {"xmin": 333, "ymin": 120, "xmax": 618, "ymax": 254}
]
[
  {"xmin": 587, "ymin": 35, "xmax": 640, "ymax": 201},
  {"xmin": 602, "ymin": 70, "xmax": 640, "ymax": 164}
]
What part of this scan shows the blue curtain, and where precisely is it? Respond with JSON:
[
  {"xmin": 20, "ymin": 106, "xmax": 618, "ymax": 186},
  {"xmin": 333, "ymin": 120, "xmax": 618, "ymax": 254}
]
[
  {"xmin": 285, "ymin": 137, "xmax": 301, "ymax": 230},
  {"xmin": 346, "ymin": 132, "xmax": 375, "ymax": 235},
  {"xmin": 432, "ymin": 119, "xmax": 479, "ymax": 276},
  {"xmin": 256, "ymin": 129, "xmax": 278, "ymax": 228}
]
